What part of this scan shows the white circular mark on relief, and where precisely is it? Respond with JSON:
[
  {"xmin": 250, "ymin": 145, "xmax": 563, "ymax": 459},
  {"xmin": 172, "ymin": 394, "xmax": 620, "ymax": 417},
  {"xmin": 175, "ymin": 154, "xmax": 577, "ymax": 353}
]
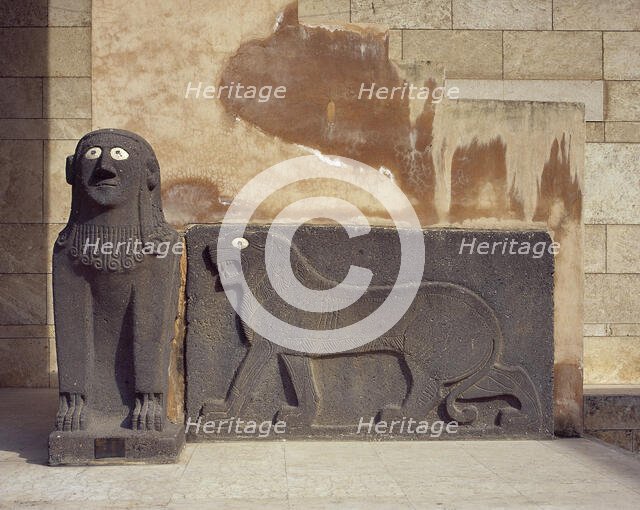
[
  {"xmin": 232, "ymin": 237, "xmax": 249, "ymax": 250},
  {"xmin": 110, "ymin": 147, "xmax": 129, "ymax": 160},
  {"xmin": 84, "ymin": 147, "xmax": 102, "ymax": 160}
]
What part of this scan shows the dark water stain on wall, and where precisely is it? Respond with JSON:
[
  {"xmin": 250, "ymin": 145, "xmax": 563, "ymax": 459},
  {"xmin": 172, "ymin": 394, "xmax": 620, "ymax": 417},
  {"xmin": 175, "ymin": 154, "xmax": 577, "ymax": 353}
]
[
  {"xmin": 216, "ymin": 4, "xmax": 582, "ymax": 228},
  {"xmin": 450, "ymin": 139, "xmax": 525, "ymax": 223},
  {"xmin": 218, "ymin": 3, "xmax": 438, "ymax": 223},
  {"xmin": 533, "ymin": 134, "xmax": 582, "ymax": 227}
]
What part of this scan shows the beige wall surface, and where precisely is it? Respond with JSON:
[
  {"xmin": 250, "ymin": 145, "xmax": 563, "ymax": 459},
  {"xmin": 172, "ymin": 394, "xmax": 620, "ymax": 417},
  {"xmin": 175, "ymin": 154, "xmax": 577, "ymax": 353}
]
[
  {"xmin": 0, "ymin": 0, "xmax": 91, "ymax": 388},
  {"xmin": 0, "ymin": 1, "xmax": 638, "ymax": 429}
]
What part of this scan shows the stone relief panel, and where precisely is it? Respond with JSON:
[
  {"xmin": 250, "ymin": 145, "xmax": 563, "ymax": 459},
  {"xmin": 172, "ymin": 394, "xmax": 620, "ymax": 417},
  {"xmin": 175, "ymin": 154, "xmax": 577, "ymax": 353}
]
[{"xmin": 185, "ymin": 225, "xmax": 553, "ymax": 439}]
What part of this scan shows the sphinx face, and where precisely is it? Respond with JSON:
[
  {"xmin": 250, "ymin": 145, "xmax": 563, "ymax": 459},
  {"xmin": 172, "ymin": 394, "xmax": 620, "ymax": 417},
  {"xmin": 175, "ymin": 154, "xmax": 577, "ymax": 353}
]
[{"xmin": 76, "ymin": 133, "xmax": 142, "ymax": 208}]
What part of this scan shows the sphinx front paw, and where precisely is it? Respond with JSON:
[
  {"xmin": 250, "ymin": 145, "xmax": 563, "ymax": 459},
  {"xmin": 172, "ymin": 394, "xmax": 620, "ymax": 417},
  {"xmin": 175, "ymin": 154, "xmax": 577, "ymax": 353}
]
[
  {"xmin": 133, "ymin": 393, "xmax": 164, "ymax": 431},
  {"xmin": 56, "ymin": 393, "xmax": 87, "ymax": 431}
]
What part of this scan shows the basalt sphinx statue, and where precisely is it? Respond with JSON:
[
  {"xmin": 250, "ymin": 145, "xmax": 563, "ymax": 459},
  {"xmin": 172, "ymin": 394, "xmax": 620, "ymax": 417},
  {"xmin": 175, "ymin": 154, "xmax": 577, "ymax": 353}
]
[{"xmin": 49, "ymin": 129, "xmax": 184, "ymax": 464}]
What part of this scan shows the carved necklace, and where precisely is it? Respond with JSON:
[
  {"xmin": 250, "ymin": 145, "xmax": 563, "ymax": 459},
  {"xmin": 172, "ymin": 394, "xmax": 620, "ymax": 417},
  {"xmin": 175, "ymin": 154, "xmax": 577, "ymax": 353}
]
[{"xmin": 57, "ymin": 222, "xmax": 145, "ymax": 272}]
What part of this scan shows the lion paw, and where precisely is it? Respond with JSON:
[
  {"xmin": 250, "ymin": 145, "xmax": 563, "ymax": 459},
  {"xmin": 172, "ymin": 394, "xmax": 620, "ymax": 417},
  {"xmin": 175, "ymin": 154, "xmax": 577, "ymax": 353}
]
[
  {"xmin": 461, "ymin": 405, "xmax": 478, "ymax": 423},
  {"xmin": 201, "ymin": 398, "xmax": 235, "ymax": 420},
  {"xmin": 56, "ymin": 393, "xmax": 87, "ymax": 431},
  {"xmin": 449, "ymin": 403, "xmax": 478, "ymax": 424},
  {"xmin": 133, "ymin": 393, "xmax": 164, "ymax": 431},
  {"xmin": 277, "ymin": 405, "xmax": 311, "ymax": 427},
  {"xmin": 378, "ymin": 405, "xmax": 405, "ymax": 422}
]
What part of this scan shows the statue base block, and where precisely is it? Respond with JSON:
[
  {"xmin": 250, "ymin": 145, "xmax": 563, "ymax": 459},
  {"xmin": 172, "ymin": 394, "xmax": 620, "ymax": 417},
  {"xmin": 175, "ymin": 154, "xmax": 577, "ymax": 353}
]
[{"xmin": 48, "ymin": 423, "xmax": 185, "ymax": 465}]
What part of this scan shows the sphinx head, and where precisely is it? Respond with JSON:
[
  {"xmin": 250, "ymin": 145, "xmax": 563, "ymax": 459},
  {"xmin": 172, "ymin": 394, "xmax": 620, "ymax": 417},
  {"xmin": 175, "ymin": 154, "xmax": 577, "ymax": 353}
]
[{"xmin": 67, "ymin": 129, "xmax": 161, "ymax": 210}]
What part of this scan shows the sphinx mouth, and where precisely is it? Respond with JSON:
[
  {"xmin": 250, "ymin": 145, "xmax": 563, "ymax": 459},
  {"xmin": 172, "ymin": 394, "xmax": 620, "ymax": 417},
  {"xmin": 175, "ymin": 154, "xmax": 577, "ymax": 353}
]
[{"xmin": 93, "ymin": 180, "xmax": 119, "ymax": 187}]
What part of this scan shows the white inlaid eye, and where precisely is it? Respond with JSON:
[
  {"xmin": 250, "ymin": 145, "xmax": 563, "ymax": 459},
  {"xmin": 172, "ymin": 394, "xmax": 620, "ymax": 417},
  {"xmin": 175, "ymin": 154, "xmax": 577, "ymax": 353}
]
[
  {"xmin": 84, "ymin": 147, "xmax": 102, "ymax": 160},
  {"xmin": 110, "ymin": 147, "xmax": 129, "ymax": 160},
  {"xmin": 232, "ymin": 237, "xmax": 249, "ymax": 250}
]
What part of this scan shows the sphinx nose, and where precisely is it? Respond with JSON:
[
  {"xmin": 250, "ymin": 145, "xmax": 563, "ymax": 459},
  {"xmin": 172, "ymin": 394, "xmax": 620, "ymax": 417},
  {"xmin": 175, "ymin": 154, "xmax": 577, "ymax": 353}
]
[
  {"xmin": 96, "ymin": 154, "xmax": 118, "ymax": 173},
  {"xmin": 94, "ymin": 160, "xmax": 118, "ymax": 179}
]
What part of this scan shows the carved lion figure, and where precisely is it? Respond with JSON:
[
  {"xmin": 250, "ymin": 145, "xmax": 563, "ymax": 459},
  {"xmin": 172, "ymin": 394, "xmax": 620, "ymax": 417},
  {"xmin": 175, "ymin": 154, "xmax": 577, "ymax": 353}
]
[
  {"xmin": 204, "ymin": 230, "xmax": 543, "ymax": 431},
  {"xmin": 53, "ymin": 129, "xmax": 180, "ymax": 432}
]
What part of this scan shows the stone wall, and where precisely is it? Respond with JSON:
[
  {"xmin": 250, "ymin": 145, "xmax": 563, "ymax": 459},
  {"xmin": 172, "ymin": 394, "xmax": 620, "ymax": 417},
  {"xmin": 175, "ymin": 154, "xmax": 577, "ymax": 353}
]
[
  {"xmin": 0, "ymin": 0, "xmax": 638, "ymax": 394},
  {"xmin": 0, "ymin": 0, "xmax": 91, "ymax": 387},
  {"xmin": 298, "ymin": 0, "xmax": 640, "ymax": 386}
]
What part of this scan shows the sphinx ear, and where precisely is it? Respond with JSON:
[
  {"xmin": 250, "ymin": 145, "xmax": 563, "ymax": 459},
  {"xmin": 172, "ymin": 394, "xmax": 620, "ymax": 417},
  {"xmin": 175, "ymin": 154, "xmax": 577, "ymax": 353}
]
[{"xmin": 65, "ymin": 155, "xmax": 75, "ymax": 185}]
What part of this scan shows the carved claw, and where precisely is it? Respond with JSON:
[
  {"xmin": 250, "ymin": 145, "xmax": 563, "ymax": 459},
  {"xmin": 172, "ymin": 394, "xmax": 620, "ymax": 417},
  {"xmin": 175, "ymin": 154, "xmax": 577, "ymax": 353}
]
[
  {"xmin": 141, "ymin": 394, "xmax": 150, "ymax": 429},
  {"xmin": 72, "ymin": 393, "xmax": 85, "ymax": 430},
  {"xmin": 133, "ymin": 394, "xmax": 142, "ymax": 428},
  {"xmin": 56, "ymin": 393, "xmax": 86, "ymax": 431},
  {"xmin": 155, "ymin": 397, "xmax": 164, "ymax": 431},
  {"xmin": 133, "ymin": 393, "xmax": 164, "ymax": 431},
  {"xmin": 63, "ymin": 394, "xmax": 75, "ymax": 431},
  {"xmin": 55, "ymin": 394, "xmax": 68, "ymax": 430}
]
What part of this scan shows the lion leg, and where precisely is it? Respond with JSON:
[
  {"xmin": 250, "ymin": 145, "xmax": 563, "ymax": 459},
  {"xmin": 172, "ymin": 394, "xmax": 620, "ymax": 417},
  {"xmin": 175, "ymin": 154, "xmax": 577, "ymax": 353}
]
[
  {"xmin": 53, "ymin": 251, "xmax": 92, "ymax": 431},
  {"xmin": 461, "ymin": 363, "xmax": 543, "ymax": 430},
  {"xmin": 202, "ymin": 338, "xmax": 275, "ymax": 419},
  {"xmin": 380, "ymin": 355, "xmax": 440, "ymax": 421},
  {"xmin": 444, "ymin": 368, "xmax": 489, "ymax": 424},
  {"xmin": 278, "ymin": 354, "xmax": 319, "ymax": 426}
]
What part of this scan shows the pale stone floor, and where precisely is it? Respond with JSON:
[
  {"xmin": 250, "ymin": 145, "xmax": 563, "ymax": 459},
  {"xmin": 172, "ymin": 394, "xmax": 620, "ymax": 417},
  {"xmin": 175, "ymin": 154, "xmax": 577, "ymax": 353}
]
[{"xmin": 1, "ymin": 389, "xmax": 639, "ymax": 509}]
